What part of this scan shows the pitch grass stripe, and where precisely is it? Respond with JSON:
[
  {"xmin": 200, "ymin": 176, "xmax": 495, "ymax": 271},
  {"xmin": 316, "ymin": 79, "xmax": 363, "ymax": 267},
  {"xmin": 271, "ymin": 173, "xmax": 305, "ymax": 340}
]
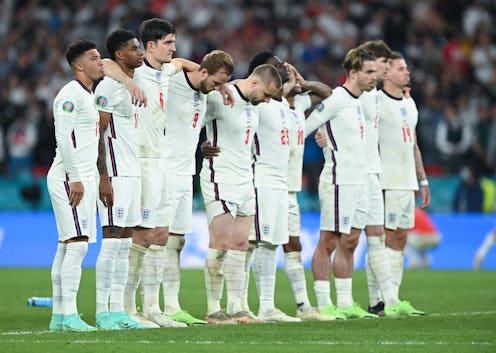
[{"xmin": 0, "ymin": 339, "xmax": 494, "ymax": 346}]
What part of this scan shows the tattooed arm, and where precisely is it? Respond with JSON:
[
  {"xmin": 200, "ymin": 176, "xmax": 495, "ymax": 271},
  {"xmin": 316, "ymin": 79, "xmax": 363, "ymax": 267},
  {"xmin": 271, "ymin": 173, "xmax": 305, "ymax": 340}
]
[
  {"xmin": 414, "ymin": 132, "xmax": 431, "ymax": 209},
  {"xmin": 97, "ymin": 111, "xmax": 113, "ymax": 207}
]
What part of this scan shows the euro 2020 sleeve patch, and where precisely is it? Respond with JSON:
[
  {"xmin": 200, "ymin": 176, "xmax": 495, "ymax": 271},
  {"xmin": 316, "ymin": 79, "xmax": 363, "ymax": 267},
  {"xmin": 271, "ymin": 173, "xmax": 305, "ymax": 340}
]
[
  {"xmin": 62, "ymin": 101, "xmax": 75, "ymax": 113},
  {"xmin": 96, "ymin": 96, "xmax": 108, "ymax": 108},
  {"xmin": 316, "ymin": 102, "xmax": 325, "ymax": 112}
]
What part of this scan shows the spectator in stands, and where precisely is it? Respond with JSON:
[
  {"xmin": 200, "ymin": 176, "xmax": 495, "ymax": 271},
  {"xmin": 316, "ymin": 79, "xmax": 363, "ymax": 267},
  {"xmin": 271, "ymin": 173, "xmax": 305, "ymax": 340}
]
[
  {"xmin": 453, "ymin": 165, "xmax": 483, "ymax": 212},
  {"xmin": 6, "ymin": 114, "xmax": 38, "ymax": 178},
  {"xmin": 0, "ymin": 0, "xmax": 495, "ymax": 204},
  {"xmin": 471, "ymin": 26, "xmax": 496, "ymax": 97},
  {"xmin": 435, "ymin": 104, "xmax": 473, "ymax": 174}
]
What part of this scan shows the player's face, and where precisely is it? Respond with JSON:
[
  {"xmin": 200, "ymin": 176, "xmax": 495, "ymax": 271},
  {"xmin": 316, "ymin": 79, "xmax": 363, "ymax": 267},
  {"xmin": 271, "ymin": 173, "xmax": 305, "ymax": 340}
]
[
  {"xmin": 80, "ymin": 49, "xmax": 104, "ymax": 81},
  {"xmin": 267, "ymin": 57, "xmax": 290, "ymax": 83},
  {"xmin": 151, "ymin": 33, "xmax": 176, "ymax": 64},
  {"xmin": 248, "ymin": 80, "xmax": 279, "ymax": 105},
  {"xmin": 375, "ymin": 56, "xmax": 390, "ymax": 83},
  {"xmin": 199, "ymin": 68, "xmax": 231, "ymax": 94},
  {"xmin": 387, "ymin": 58, "xmax": 410, "ymax": 88},
  {"xmin": 120, "ymin": 38, "xmax": 144, "ymax": 69},
  {"xmin": 356, "ymin": 60, "xmax": 377, "ymax": 93}
]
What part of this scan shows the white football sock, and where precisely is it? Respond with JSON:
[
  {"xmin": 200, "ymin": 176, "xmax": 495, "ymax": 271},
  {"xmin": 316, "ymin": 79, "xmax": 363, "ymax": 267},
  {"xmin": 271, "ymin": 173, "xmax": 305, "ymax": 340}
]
[
  {"xmin": 61, "ymin": 242, "xmax": 88, "ymax": 315},
  {"xmin": 314, "ymin": 280, "xmax": 332, "ymax": 309},
  {"xmin": 142, "ymin": 244, "xmax": 165, "ymax": 315},
  {"xmin": 365, "ymin": 254, "xmax": 381, "ymax": 307},
  {"xmin": 335, "ymin": 277, "xmax": 353, "ymax": 308},
  {"xmin": 205, "ymin": 248, "xmax": 226, "ymax": 315},
  {"xmin": 124, "ymin": 243, "xmax": 146, "ymax": 314},
  {"xmin": 51, "ymin": 242, "xmax": 66, "ymax": 315},
  {"xmin": 224, "ymin": 249, "xmax": 246, "ymax": 315},
  {"xmin": 367, "ymin": 235, "xmax": 398, "ymax": 306},
  {"xmin": 253, "ymin": 243, "xmax": 278, "ymax": 313},
  {"xmin": 284, "ymin": 251, "xmax": 311, "ymax": 311},
  {"xmin": 163, "ymin": 235, "xmax": 184, "ymax": 315},
  {"xmin": 110, "ymin": 238, "xmax": 132, "ymax": 313},
  {"xmin": 95, "ymin": 238, "xmax": 120, "ymax": 314},
  {"xmin": 386, "ymin": 247, "xmax": 404, "ymax": 300},
  {"xmin": 241, "ymin": 243, "xmax": 256, "ymax": 312}
]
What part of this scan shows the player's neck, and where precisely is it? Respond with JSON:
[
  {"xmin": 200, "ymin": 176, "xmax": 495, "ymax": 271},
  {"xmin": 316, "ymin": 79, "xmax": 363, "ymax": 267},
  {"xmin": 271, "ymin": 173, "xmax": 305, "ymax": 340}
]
[
  {"xmin": 273, "ymin": 88, "xmax": 283, "ymax": 99},
  {"xmin": 118, "ymin": 63, "xmax": 135, "ymax": 79},
  {"xmin": 74, "ymin": 73, "xmax": 94, "ymax": 92},
  {"xmin": 382, "ymin": 83, "xmax": 403, "ymax": 98},
  {"xmin": 186, "ymin": 70, "xmax": 201, "ymax": 90},
  {"xmin": 235, "ymin": 79, "xmax": 251, "ymax": 98},
  {"xmin": 342, "ymin": 81, "xmax": 362, "ymax": 98},
  {"xmin": 143, "ymin": 54, "xmax": 163, "ymax": 70}
]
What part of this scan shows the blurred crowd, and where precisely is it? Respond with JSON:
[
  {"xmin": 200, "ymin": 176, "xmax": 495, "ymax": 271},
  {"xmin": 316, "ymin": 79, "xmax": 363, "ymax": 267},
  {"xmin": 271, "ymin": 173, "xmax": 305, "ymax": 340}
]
[{"xmin": 0, "ymin": 0, "xmax": 495, "ymax": 206}]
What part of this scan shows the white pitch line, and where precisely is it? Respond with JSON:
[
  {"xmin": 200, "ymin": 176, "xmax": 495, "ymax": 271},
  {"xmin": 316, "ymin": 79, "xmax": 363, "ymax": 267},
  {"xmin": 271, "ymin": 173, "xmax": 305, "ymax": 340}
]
[
  {"xmin": 428, "ymin": 310, "xmax": 496, "ymax": 317},
  {"xmin": 0, "ymin": 339, "xmax": 494, "ymax": 346}
]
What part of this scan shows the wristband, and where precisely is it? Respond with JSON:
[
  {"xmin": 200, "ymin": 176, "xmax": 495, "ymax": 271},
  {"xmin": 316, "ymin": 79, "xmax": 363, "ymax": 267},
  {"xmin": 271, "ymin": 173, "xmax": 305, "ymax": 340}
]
[{"xmin": 419, "ymin": 180, "xmax": 429, "ymax": 186}]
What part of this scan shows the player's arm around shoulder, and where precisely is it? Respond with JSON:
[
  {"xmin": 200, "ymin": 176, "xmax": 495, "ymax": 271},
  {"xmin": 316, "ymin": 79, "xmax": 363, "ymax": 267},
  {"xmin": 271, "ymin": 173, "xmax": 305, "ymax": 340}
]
[
  {"xmin": 102, "ymin": 58, "xmax": 146, "ymax": 107},
  {"xmin": 171, "ymin": 58, "xmax": 200, "ymax": 74}
]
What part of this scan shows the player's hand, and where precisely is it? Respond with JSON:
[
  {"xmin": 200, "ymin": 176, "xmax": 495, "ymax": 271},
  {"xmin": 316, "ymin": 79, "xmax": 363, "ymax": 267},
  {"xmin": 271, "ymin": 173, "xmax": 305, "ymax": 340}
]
[
  {"xmin": 314, "ymin": 130, "xmax": 327, "ymax": 148},
  {"xmin": 282, "ymin": 64, "xmax": 297, "ymax": 97},
  {"xmin": 286, "ymin": 62, "xmax": 305, "ymax": 87},
  {"xmin": 99, "ymin": 176, "xmax": 114, "ymax": 207},
  {"xmin": 125, "ymin": 80, "xmax": 147, "ymax": 107},
  {"xmin": 200, "ymin": 141, "xmax": 220, "ymax": 159},
  {"xmin": 218, "ymin": 85, "xmax": 235, "ymax": 107},
  {"xmin": 419, "ymin": 185, "xmax": 431, "ymax": 209},
  {"xmin": 69, "ymin": 181, "xmax": 84, "ymax": 207}
]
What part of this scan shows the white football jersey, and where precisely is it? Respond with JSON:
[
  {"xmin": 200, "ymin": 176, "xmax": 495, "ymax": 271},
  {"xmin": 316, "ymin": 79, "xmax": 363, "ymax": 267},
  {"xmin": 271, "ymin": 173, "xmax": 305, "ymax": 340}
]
[
  {"xmin": 94, "ymin": 77, "xmax": 140, "ymax": 177},
  {"xmin": 200, "ymin": 85, "xmax": 259, "ymax": 185},
  {"xmin": 378, "ymin": 89, "xmax": 418, "ymax": 190},
  {"xmin": 305, "ymin": 86, "xmax": 366, "ymax": 185},
  {"xmin": 48, "ymin": 80, "xmax": 99, "ymax": 182},
  {"xmin": 253, "ymin": 97, "xmax": 291, "ymax": 189},
  {"xmin": 287, "ymin": 94, "xmax": 311, "ymax": 192},
  {"xmin": 164, "ymin": 70, "xmax": 207, "ymax": 175},
  {"xmin": 134, "ymin": 59, "xmax": 176, "ymax": 158},
  {"xmin": 361, "ymin": 87, "xmax": 382, "ymax": 174}
]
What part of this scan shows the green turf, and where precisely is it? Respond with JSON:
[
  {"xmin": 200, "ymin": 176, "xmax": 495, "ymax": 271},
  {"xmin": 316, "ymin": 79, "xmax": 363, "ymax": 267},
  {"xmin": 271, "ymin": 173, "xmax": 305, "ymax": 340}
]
[{"xmin": 0, "ymin": 268, "xmax": 494, "ymax": 353}]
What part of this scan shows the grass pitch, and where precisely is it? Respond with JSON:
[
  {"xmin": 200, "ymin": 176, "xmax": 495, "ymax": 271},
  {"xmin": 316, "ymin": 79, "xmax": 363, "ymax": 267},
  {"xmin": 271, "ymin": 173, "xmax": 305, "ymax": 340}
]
[{"xmin": 0, "ymin": 268, "xmax": 494, "ymax": 353}]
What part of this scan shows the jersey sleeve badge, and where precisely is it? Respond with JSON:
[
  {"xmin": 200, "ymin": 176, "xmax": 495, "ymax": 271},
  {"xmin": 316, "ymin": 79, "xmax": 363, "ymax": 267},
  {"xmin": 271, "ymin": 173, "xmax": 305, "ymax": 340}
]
[
  {"xmin": 96, "ymin": 96, "xmax": 108, "ymax": 108},
  {"xmin": 62, "ymin": 101, "xmax": 75, "ymax": 113},
  {"xmin": 316, "ymin": 102, "xmax": 325, "ymax": 112}
]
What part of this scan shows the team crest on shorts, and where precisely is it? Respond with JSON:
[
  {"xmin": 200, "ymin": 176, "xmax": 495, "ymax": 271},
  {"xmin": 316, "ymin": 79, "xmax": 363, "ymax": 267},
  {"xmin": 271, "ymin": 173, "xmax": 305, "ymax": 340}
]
[
  {"xmin": 316, "ymin": 102, "xmax": 325, "ymax": 112},
  {"xmin": 96, "ymin": 96, "xmax": 108, "ymax": 108},
  {"xmin": 142, "ymin": 209, "xmax": 150, "ymax": 221},
  {"xmin": 387, "ymin": 213, "xmax": 396, "ymax": 224},
  {"xmin": 62, "ymin": 101, "xmax": 74, "ymax": 113},
  {"xmin": 116, "ymin": 207, "xmax": 124, "ymax": 220},
  {"xmin": 262, "ymin": 224, "xmax": 270, "ymax": 236},
  {"xmin": 81, "ymin": 218, "xmax": 88, "ymax": 230},
  {"xmin": 342, "ymin": 215, "xmax": 350, "ymax": 227}
]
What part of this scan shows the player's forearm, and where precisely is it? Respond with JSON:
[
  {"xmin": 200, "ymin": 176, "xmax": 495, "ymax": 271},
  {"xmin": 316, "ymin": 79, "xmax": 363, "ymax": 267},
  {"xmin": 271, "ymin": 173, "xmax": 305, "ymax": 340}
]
[
  {"xmin": 97, "ymin": 134, "xmax": 109, "ymax": 178},
  {"xmin": 302, "ymin": 81, "xmax": 332, "ymax": 101},
  {"xmin": 414, "ymin": 142, "xmax": 427, "ymax": 182},
  {"xmin": 305, "ymin": 112, "xmax": 326, "ymax": 138},
  {"xmin": 102, "ymin": 58, "xmax": 132, "ymax": 85},
  {"xmin": 55, "ymin": 119, "xmax": 80, "ymax": 182},
  {"xmin": 172, "ymin": 58, "xmax": 200, "ymax": 73}
]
